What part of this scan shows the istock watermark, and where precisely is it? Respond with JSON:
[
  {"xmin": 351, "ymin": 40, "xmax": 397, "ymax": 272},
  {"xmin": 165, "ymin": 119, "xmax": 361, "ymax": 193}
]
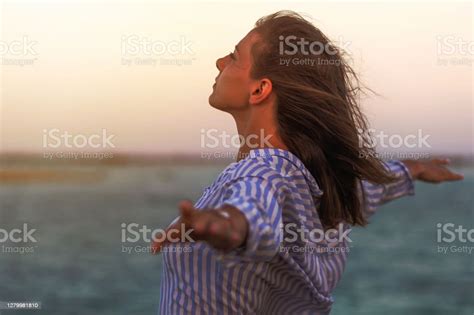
[
  {"xmin": 200, "ymin": 128, "xmax": 274, "ymax": 160},
  {"xmin": 42, "ymin": 128, "xmax": 115, "ymax": 149},
  {"xmin": 0, "ymin": 224, "xmax": 38, "ymax": 254},
  {"xmin": 436, "ymin": 223, "xmax": 473, "ymax": 255},
  {"xmin": 358, "ymin": 128, "xmax": 432, "ymax": 160},
  {"xmin": 120, "ymin": 223, "xmax": 194, "ymax": 254},
  {"xmin": 436, "ymin": 35, "xmax": 473, "ymax": 66},
  {"xmin": 200, "ymin": 129, "xmax": 273, "ymax": 159},
  {"xmin": 280, "ymin": 223, "xmax": 352, "ymax": 243},
  {"xmin": 278, "ymin": 34, "xmax": 351, "ymax": 67},
  {"xmin": 279, "ymin": 223, "xmax": 352, "ymax": 254},
  {"xmin": 279, "ymin": 35, "xmax": 351, "ymax": 56},
  {"xmin": 0, "ymin": 35, "xmax": 39, "ymax": 66},
  {"xmin": 42, "ymin": 128, "xmax": 115, "ymax": 160},
  {"xmin": 200, "ymin": 129, "xmax": 273, "ymax": 149},
  {"xmin": 358, "ymin": 128, "xmax": 431, "ymax": 150},
  {"xmin": 121, "ymin": 34, "xmax": 196, "ymax": 67}
]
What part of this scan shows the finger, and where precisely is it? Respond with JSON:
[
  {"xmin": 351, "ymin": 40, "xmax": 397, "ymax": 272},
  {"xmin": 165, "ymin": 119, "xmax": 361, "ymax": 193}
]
[
  {"xmin": 151, "ymin": 241, "xmax": 162, "ymax": 254},
  {"xmin": 152, "ymin": 202, "xmax": 196, "ymax": 255},
  {"xmin": 432, "ymin": 158, "xmax": 450, "ymax": 165},
  {"xmin": 193, "ymin": 211, "xmax": 228, "ymax": 245},
  {"xmin": 444, "ymin": 171, "xmax": 464, "ymax": 181},
  {"xmin": 179, "ymin": 200, "xmax": 196, "ymax": 226},
  {"xmin": 208, "ymin": 220, "xmax": 230, "ymax": 238},
  {"xmin": 205, "ymin": 215, "xmax": 236, "ymax": 249},
  {"xmin": 179, "ymin": 200, "xmax": 195, "ymax": 217},
  {"xmin": 209, "ymin": 221, "xmax": 219, "ymax": 235},
  {"xmin": 193, "ymin": 210, "xmax": 214, "ymax": 235}
]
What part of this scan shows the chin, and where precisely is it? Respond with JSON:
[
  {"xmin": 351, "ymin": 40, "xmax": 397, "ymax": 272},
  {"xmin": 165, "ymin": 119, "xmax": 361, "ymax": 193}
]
[
  {"xmin": 208, "ymin": 94, "xmax": 217, "ymax": 108},
  {"xmin": 208, "ymin": 93, "xmax": 225, "ymax": 111}
]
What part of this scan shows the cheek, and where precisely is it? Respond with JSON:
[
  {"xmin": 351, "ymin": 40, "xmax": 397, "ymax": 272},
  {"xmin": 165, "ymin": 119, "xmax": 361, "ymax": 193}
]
[
  {"xmin": 220, "ymin": 69, "xmax": 248, "ymax": 93},
  {"xmin": 222, "ymin": 65, "xmax": 246, "ymax": 81}
]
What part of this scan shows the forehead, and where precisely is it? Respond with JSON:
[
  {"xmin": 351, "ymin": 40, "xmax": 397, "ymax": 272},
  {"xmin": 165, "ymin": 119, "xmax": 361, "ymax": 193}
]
[{"xmin": 237, "ymin": 31, "xmax": 261, "ymax": 52}]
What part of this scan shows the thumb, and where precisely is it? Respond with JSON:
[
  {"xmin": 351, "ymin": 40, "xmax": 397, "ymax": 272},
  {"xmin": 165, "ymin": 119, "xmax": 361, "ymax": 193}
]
[{"xmin": 179, "ymin": 200, "xmax": 195, "ymax": 222}]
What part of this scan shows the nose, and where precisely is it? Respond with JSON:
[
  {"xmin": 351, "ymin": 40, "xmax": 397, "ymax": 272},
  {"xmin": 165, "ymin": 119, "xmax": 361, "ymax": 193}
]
[{"xmin": 215, "ymin": 55, "xmax": 228, "ymax": 72}]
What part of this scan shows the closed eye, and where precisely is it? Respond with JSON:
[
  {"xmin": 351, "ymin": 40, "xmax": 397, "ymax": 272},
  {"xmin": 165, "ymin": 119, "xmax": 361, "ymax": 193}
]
[{"xmin": 229, "ymin": 52, "xmax": 236, "ymax": 60}]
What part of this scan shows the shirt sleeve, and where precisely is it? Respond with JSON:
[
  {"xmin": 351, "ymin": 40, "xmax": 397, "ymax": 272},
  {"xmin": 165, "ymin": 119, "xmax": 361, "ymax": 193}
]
[
  {"xmin": 360, "ymin": 160, "xmax": 415, "ymax": 219},
  {"xmin": 214, "ymin": 174, "xmax": 288, "ymax": 267}
]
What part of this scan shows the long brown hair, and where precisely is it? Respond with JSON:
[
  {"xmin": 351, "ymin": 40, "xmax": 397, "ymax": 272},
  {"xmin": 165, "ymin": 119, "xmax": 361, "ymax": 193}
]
[{"xmin": 251, "ymin": 11, "xmax": 394, "ymax": 229}]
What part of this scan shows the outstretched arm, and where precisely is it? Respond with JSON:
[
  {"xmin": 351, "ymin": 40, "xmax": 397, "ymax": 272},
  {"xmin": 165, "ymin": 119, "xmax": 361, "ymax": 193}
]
[
  {"xmin": 151, "ymin": 200, "xmax": 248, "ymax": 254},
  {"xmin": 361, "ymin": 158, "xmax": 463, "ymax": 218},
  {"xmin": 152, "ymin": 159, "xmax": 464, "ymax": 254},
  {"xmin": 152, "ymin": 174, "xmax": 286, "ymax": 266},
  {"xmin": 401, "ymin": 158, "xmax": 463, "ymax": 183}
]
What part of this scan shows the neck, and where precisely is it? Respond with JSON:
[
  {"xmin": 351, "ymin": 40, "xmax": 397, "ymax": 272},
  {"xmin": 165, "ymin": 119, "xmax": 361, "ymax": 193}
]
[{"xmin": 231, "ymin": 109, "xmax": 288, "ymax": 162}]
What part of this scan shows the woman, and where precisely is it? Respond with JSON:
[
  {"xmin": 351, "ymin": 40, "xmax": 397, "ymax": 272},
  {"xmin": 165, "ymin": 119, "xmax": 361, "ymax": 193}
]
[{"xmin": 152, "ymin": 11, "xmax": 463, "ymax": 314}]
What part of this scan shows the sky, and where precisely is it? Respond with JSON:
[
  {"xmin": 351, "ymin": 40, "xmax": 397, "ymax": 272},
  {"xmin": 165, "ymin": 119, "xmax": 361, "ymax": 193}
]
[{"xmin": 0, "ymin": 0, "xmax": 472, "ymax": 155}]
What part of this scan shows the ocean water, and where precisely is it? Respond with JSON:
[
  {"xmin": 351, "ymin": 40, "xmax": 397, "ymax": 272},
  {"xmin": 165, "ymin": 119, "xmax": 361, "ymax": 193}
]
[{"xmin": 0, "ymin": 164, "xmax": 472, "ymax": 315}]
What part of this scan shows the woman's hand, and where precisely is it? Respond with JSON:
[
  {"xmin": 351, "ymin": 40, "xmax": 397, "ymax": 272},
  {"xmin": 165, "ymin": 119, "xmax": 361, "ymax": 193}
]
[
  {"xmin": 151, "ymin": 200, "xmax": 248, "ymax": 254},
  {"xmin": 402, "ymin": 158, "xmax": 464, "ymax": 183}
]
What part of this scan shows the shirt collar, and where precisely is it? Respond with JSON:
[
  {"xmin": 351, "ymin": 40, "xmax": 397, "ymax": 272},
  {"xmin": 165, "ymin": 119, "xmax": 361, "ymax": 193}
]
[{"xmin": 249, "ymin": 148, "xmax": 323, "ymax": 196}]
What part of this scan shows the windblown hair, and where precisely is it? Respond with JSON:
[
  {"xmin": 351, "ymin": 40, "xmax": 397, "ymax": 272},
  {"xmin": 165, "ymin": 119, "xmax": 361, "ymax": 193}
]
[{"xmin": 251, "ymin": 11, "xmax": 394, "ymax": 229}]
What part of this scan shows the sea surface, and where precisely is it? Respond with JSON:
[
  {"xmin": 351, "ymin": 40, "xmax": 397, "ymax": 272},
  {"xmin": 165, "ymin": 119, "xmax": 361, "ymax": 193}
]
[{"xmin": 0, "ymin": 163, "xmax": 472, "ymax": 315}]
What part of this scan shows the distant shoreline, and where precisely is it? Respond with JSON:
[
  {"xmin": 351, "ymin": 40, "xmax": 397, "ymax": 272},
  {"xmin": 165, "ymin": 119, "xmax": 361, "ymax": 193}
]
[
  {"xmin": 0, "ymin": 151, "xmax": 472, "ymax": 167},
  {"xmin": 1, "ymin": 152, "xmax": 471, "ymax": 184}
]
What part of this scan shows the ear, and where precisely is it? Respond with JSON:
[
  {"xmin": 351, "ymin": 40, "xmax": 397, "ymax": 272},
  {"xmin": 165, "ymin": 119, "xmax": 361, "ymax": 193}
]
[{"xmin": 249, "ymin": 78, "xmax": 273, "ymax": 105}]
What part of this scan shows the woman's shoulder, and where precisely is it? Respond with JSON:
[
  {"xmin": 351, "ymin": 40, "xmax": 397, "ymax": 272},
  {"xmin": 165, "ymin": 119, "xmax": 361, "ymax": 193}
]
[{"xmin": 225, "ymin": 153, "xmax": 293, "ymax": 184}]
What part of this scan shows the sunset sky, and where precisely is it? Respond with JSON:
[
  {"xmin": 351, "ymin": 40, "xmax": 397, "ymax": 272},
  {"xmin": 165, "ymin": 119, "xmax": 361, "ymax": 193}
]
[{"xmin": 1, "ymin": 0, "xmax": 472, "ymax": 154}]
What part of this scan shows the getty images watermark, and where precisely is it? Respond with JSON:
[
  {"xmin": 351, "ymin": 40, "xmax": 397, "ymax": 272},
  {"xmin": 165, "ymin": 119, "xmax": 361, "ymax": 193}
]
[
  {"xmin": 0, "ymin": 224, "xmax": 38, "ymax": 254},
  {"xmin": 436, "ymin": 223, "xmax": 473, "ymax": 255},
  {"xmin": 42, "ymin": 128, "xmax": 115, "ymax": 160},
  {"xmin": 278, "ymin": 35, "xmax": 351, "ymax": 67},
  {"xmin": 121, "ymin": 34, "xmax": 196, "ymax": 67}
]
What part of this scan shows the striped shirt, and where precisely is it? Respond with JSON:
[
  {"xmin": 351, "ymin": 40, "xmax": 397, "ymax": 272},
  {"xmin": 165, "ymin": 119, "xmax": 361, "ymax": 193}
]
[{"xmin": 159, "ymin": 148, "xmax": 414, "ymax": 314}]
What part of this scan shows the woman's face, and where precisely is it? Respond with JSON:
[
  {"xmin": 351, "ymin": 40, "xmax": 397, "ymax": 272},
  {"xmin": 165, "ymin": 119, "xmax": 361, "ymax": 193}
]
[{"xmin": 208, "ymin": 31, "xmax": 260, "ymax": 113}]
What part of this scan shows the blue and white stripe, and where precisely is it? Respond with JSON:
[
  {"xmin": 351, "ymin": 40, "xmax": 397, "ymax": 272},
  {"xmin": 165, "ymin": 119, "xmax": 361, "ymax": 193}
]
[{"xmin": 159, "ymin": 148, "xmax": 414, "ymax": 314}]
